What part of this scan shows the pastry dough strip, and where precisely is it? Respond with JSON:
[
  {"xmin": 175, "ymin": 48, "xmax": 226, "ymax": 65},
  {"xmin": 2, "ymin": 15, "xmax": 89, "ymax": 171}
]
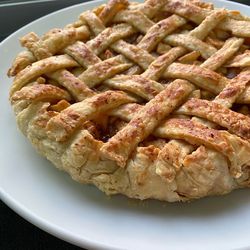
[{"xmin": 100, "ymin": 80, "xmax": 194, "ymax": 167}]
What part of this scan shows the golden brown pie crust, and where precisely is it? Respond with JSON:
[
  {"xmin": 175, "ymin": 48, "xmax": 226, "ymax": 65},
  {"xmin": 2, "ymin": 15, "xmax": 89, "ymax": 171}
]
[{"xmin": 8, "ymin": 0, "xmax": 250, "ymax": 202}]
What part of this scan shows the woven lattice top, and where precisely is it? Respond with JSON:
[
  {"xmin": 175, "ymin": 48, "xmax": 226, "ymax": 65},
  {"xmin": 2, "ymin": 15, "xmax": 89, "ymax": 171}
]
[{"xmin": 8, "ymin": 0, "xmax": 250, "ymax": 201}]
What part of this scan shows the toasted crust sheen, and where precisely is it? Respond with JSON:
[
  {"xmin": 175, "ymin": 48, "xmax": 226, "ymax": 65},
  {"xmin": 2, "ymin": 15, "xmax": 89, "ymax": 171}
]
[{"xmin": 8, "ymin": 0, "xmax": 250, "ymax": 202}]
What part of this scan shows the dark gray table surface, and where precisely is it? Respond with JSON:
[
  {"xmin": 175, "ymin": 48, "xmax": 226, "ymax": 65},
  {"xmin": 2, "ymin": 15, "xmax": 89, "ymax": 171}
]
[{"xmin": 1, "ymin": 0, "xmax": 249, "ymax": 249}]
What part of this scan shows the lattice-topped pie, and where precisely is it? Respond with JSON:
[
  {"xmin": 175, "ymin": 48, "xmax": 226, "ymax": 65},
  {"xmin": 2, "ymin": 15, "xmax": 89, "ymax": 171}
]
[{"xmin": 8, "ymin": 0, "xmax": 250, "ymax": 202}]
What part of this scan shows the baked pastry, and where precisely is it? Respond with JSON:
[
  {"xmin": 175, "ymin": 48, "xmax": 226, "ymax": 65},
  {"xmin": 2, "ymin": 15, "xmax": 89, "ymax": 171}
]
[{"xmin": 8, "ymin": 0, "xmax": 250, "ymax": 202}]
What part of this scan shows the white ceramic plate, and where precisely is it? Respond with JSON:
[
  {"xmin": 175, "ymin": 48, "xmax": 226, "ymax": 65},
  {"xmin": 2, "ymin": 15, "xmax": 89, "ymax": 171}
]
[{"xmin": 1, "ymin": 0, "xmax": 250, "ymax": 249}]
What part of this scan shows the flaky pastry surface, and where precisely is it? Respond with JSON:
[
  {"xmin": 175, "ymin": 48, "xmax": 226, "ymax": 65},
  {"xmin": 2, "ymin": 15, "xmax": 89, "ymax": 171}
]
[{"xmin": 8, "ymin": 0, "xmax": 250, "ymax": 202}]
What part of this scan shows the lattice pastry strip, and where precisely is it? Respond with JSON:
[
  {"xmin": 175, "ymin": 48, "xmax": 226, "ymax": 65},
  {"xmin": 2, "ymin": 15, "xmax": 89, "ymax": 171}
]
[
  {"xmin": 158, "ymin": 35, "xmax": 249, "ymax": 182},
  {"xmin": 8, "ymin": 0, "xmax": 250, "ymax": 202},
  {"xmin": 164, "ymin": 0, "xmax": 250, "ymax": 37},
  {"xmin": 46, "ymin": 43, "xmax": 191, "ymax": 142}
]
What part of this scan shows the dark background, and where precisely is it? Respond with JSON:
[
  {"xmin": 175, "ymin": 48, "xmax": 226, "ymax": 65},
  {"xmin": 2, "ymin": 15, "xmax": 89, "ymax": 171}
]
[{"xmin": 0, "ymin": 0, "xmax": 249, "ymax": 249}]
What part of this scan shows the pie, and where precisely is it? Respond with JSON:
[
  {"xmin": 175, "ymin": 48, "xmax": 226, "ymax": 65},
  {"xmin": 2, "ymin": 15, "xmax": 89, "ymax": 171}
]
[{"xmin": 8, "ymin": 0, "xmax": 250, "ymax": 202}]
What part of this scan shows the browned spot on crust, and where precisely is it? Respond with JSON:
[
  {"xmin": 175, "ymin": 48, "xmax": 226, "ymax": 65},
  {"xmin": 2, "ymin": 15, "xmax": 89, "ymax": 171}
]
[
  {"xmin": 11, "ymin": 84, "xmax": 71, "ymax": 104},
  {"xmin": 49, "ymin": 100, "xmax": 71, "ymax": 112},
  {"xmin": 179, "ymin": 98, "xmax": 250, "ymax": 139},
  {"xmin": 219, "ymin": 87, "xmax": 239, "ymax": 98}
]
